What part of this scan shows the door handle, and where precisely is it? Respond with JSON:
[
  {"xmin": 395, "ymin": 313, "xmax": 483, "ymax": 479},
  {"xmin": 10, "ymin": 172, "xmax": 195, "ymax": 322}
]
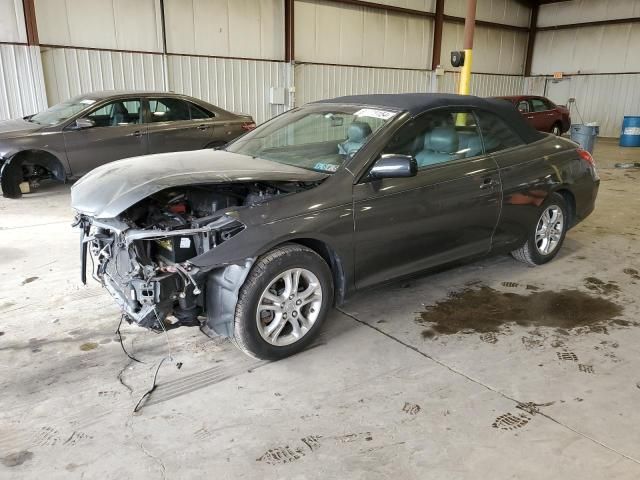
[
  {"xmin": 480, "ymin": 178, "xmax": 500, "ymax": 190},
  {"xmin": 197, "ymin": 124, "xmax": 210, "ymax": 131},
  {"xmin": 128, "ymin": 130, "xmax": 142, "ymax": 137}
]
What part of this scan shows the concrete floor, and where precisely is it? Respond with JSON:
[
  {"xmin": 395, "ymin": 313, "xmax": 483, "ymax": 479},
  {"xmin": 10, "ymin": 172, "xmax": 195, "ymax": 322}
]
[{"xmin": 1, "ymin": 139, "xmax": 640, "ymax": 479}]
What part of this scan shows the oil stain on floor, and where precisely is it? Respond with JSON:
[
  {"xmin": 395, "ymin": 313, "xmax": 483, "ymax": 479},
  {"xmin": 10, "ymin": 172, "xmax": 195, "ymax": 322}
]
[{"xmin": 417, "ymin": 286, "xmax": 627, "ymax": 338}]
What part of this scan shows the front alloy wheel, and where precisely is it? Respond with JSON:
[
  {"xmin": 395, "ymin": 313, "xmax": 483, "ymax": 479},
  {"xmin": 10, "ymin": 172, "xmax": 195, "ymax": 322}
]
[
  {"xmin": 233, "ymin": 244, "xmax": 333, "ymax": 360},
  {"xmin": 256, "ymin": 268, "xmax": 323, "ymax": 346}
]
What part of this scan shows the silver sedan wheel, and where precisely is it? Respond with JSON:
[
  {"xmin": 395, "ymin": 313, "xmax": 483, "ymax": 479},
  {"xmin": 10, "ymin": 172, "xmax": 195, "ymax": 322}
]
[
  {"xmin": 256, "ymin": 268, "xmax": 323, "ymax": 347},
  {"xmin": 535, "ymin": 205, "xmax": 564, "ymax": 255}
]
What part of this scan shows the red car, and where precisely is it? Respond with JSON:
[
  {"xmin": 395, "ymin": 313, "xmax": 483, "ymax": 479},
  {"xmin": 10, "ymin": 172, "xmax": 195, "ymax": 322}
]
[{"xmin": 495, "ymin": 95, "xmax": 571, "ymax": 136}]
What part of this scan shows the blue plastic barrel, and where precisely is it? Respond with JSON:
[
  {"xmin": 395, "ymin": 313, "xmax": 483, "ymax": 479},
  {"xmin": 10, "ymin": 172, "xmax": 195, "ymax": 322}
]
[{"xmin": 620, "ymin": 116, "xmax": 640, "ymax": 147}]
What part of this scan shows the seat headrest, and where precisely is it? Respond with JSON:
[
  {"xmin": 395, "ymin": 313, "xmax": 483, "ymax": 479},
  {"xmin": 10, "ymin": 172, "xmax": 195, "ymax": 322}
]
[
  {"xmin": 428, "ymin": 127, "xmax": 459, "ymax": 154},
  {"xmin": 347, "ymin": 122, "xmax": 372, "ymax": 142},
  {"xmin": 112, "ymin": 103, "xmax": 127, "ymax": 114}
]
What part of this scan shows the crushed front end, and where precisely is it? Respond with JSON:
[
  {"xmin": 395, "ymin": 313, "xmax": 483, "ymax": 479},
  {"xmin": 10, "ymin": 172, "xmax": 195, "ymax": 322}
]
[{"xmin": 74, "ymin": 183, "xmax": 293, "ymax": 332}]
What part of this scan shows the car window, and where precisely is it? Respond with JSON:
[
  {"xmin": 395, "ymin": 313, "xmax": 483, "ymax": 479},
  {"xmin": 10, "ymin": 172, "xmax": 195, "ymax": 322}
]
[
  {"xmin": 189, "ymin": 102, "xmax": 213, "ymax": 120},
  {"xmin": 542, "ymin": 98, "xmax": 556, "ymax": 109},
  {"xmin": 517, "ymin": 100, "xmax": 530, "ymax": 113},
  {"xmin": 381, "ymin": 109, "xmax": 483, "ymax": 169},
  {"xmin": 85, "ymin": 99, "xmax": 141, "ymax": 127},
  {"xmin": 148, "ymin": 98, "xmax": 192, "ymax": 122},
  {"xmin": 530, "ymin": 98, "xmax": 548, "ymax": 112},
  {"xmin": 475, "ymin": 110, "xmax": 525, "ymax": 153},
  {"xmin": 225, "ymin": 105, "xmax": 395, "ymax": 173}
]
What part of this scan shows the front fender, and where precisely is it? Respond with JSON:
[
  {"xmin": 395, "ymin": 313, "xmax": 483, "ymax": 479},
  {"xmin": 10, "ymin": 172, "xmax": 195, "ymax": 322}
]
[{"xmin": 191, "ymin": 205, "xmax": 353, "ymax": 266}]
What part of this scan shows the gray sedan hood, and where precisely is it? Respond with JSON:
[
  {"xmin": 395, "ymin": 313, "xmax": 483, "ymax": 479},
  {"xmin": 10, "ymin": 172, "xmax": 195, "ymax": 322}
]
[
  {"xmin": 0, "ymin": 118, "xmax": 42, "ymax": 137},
  {"xmin": 71, "ymin": 149, "xmax": 328, "ymax": 219}
]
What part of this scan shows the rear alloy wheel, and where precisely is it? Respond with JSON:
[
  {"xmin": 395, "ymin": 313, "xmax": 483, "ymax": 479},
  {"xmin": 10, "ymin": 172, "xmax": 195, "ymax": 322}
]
[
  {"xmin": 511, "ymin": 192, "xmax": 568, "ymax": 266},
  {"xmin": 551, "ymin": 123, "xmax": 562, "ymax": 136},
  {"xmin": 233, "ymin": 244, "xmax": 333, "ymax": 360}
]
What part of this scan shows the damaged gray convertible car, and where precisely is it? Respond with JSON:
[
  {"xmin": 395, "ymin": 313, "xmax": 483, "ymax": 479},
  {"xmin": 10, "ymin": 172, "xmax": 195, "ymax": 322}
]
[{"xmin": 72, "ymin": 94, "xmax": 599, "ymax": 360}]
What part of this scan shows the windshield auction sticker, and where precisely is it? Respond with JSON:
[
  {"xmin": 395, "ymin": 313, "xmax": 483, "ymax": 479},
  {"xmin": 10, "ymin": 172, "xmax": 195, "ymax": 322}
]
[
  {"xmin": 354, "ymin": 108, "xmax": 396, "ymax": 120},
  {"xmin": 314, "ymin": 162, "xmax": 339, "ymax": 172}
]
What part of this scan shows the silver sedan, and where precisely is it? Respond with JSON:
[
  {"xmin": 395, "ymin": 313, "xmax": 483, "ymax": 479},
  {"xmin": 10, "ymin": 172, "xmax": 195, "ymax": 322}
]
[{"xmin": 0, "ymin": 90, "xmax": 255, "ymax": 198}]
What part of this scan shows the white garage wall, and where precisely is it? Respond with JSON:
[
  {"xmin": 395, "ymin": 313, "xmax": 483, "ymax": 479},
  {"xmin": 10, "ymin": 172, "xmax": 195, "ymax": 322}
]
[
  {"xmin": 0, "ymin": 1, "xmax": 48, "ymax": 120},
  {"xmin": 439, "ymin": 71, "xmax": 525, "ymax": 97},
  {"xmin": 34, "ymin": 0, "xmax": 163, "ymax": 52},
  {"xmin": 295, "ymin": 0, "xmax": 433, "ymax": 69},
  {"xmin": 523, "ymin": 74, "xmax": 640, "ymax": 138},
  {"xmin": 561, "ymin": 74, "xmax": 640, "ymax": 137},
  {"xmin": 163, "ymin": 0, "xmax": 284, "ymax": 60},
  {"xmin": 41, "ymin": 47, "xmax": 167, "ymax": 106},
  {"xmin": 445, "ymin": 0, "xmax": 530, "ymax": 27},
  {"xmin": 363, "ymin": 0, "xmax": 435, "ymax": 12},
  {"xmin": 537, "ymin": 0, "xmax": 640, "ymax": 28},
  {"xmin": 0, "ymin": 0, "xmax": 27, "ymax": 43},
  {"xmin": 0, "ymin": 44, "xmax": 48, "ymax": 119},
  {"xmin": 295, "ymin": 63, "xmax": 434, "ymax": 104},
  {"xmin": 167, "ymin": 55, "xmax": 289, "ymax": 124},
  {"xmin": 442, "ymin": 22, "xmax": 527, "ymax": 74},
  {"xmin": 531, "ymin": 23, "xmax": 640, "ymax": 75}
]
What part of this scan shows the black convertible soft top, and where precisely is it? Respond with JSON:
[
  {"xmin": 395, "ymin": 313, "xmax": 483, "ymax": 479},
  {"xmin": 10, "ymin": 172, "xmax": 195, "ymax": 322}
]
[{"xmin": 317, "ymin": 93, "xmax": 545, "ymax": 144}]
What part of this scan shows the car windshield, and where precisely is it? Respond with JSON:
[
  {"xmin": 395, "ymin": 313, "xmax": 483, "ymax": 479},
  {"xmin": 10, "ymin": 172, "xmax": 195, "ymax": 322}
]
[
  {"xmin": 28, "ymin": 98, "xmax": 97, "ymax": 125},
  {"xmin": 225, "ymin": 105, "xmax": 397, "ymax": 173}
]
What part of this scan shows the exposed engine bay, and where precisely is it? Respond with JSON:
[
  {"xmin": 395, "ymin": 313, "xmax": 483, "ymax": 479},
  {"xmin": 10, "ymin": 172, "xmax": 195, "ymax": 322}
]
[{"xmin": 76, "ymin": 181, "xmax": 315, "ymax": 333}]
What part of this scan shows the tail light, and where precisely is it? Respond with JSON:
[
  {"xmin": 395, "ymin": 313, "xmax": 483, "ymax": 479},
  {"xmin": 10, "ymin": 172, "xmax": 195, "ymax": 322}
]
[
  {"xmin": 577, "ymin": 148, "xmax": 599, "ymax": 180},
  {"xmin": 241, "ymin": 121, "xmax": 256, "ymax": 131}
]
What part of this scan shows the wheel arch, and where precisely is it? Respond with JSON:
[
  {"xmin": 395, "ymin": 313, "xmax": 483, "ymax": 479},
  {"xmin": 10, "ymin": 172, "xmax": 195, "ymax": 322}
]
[
  {"xmin": 9, "ymin": 149, "xmax": 67, "ymax": 181},
  {"xmin": 279, "ymin": 237, "xmax": 347, "ymax": 306},
  {"xmin": 554, "ymin": 187, "xmax": 576, "ymax": 227}
]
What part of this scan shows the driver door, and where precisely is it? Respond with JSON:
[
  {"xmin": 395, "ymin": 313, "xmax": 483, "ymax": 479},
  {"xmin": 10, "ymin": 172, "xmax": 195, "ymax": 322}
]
[
  {"xmin": 63, "ymin": 98, "xmax": 147, "ymax": 177},
  {"xmin": 353, "ymin": 109, "xmax": 501, "ymax": 289}
]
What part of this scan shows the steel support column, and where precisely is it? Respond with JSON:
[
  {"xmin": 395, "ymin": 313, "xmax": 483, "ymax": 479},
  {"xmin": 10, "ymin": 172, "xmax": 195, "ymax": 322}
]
[{"xmin": 458, "ymin": 0, "xmax": 477, "ymax": 95}]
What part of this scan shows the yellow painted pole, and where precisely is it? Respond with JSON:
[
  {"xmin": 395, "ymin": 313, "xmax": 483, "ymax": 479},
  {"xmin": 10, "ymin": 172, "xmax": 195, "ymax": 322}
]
[
  {"xmin": 458, "ymin": 49, "xmax": 473, "ymax": 95},
  {"xmin": 458, "ymin": 0, "xmax": 477, "ymax": 95}
]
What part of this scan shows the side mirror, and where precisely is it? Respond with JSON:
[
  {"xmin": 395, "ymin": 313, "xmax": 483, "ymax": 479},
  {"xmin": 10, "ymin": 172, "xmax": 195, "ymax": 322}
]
[
  {"xmin": 74, "ymin": 118, "xmax": 95, "ymax": 130},
  {"xmin": 369, "ymin": 154, "xmax": 417, "ymax": 179}
]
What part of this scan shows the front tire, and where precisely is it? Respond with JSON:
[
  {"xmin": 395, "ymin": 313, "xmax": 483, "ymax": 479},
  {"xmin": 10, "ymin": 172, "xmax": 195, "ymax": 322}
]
[
  {"xmin": 0, "ymin": 160, "xmax": 23, "ymax": 198},
  {"xmin": 511, "ymin": 192, "xmax": 568, "ymax": 266},
  {"xmin": 233, "ymin": 244, "xmax": 333, "ymax": 360}
]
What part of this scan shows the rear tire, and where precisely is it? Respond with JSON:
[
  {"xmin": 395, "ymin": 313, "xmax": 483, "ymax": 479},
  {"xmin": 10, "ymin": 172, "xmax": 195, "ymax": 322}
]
[
  {"xmin": 511, "ymin": 192, "xmax": 568, "ymax": 266},
  {"xmin": 551, "ymin": 123, "xmax": 562, "ymax": 136},
  {"xmin": 233, "ymin": 244, "xmax": 333, "ymax": 360}
]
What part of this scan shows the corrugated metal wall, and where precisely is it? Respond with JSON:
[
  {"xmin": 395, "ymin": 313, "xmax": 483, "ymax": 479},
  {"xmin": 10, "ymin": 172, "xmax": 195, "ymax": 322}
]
[
  {"xmin": 295, "ymin": 63, "xmax": 434, "ymax": 104},
  {"xmin": 563, "ymin": 74, "xmax": 640, "ymax": 137},
  {"xmin": 533, "ymin": 0, "xmax": 640, "ymax": 75},
  {"xmin": 537, "ymin": 0, "xmax": 640, "ymax": 27},
  {"xmin": 532, "ymin": 24, "xmax": 640, "ymax": 75},
  {"xmin": 40, "ymin": 47, "xmax": 167, "ymax": 106},
  {"xmin": 34, "ymin": 0, "xmax": 163, "ymax": 52},
  {"xmin": 167, "ymin": 55, "xmax": 289, "ymax": 123},
  {"xmin": 0, "ymin": 44, "xmax": 48, "ymax": 119},
  {"xmin": 445, "ymin": 0, "xmax": 530, "ymax": 27},
  {"xmin": 442, "ymin": 23, "xmax": 528, "ymax": 74},
  {"xmin": 294, "ymin": 0, "xmax": 433, "ymax": 69},
  {"xmin": 163, "ymin": 0, "xmax": 284, "ymax": 60},
  {"xmin": 0, "ymin": 0, "xmax": 27, "ymax": 43},
  {"xmin": 439, "ymin": 72, "xmax": 525, "ymax": 97}
]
